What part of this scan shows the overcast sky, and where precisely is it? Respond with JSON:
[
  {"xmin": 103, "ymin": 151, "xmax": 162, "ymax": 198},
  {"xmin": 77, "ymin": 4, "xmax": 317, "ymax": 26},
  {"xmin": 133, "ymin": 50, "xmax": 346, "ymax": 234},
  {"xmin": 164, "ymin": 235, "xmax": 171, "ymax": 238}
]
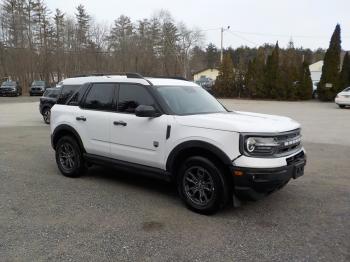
[{"xmin": 46, "ymin": 0, "xmax": 349, "ymax": 50}]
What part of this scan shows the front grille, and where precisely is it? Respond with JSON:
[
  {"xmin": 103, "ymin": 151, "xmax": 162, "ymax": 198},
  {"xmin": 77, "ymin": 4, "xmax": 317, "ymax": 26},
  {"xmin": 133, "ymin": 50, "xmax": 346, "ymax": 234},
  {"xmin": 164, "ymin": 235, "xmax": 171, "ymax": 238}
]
[
  {"xmin": 0, "ymin": 88, "xmax": 14, "ymax": 92},
  {"xmin": 275, "ymin": 129, "xmax": 302, "ymax": 156}
]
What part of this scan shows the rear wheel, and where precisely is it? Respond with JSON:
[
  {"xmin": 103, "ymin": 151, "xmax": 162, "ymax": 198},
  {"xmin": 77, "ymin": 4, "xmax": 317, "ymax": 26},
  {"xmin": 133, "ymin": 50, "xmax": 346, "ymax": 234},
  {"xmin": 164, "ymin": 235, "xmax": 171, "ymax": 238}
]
[
  {"xmin": 177, "ymin": 156, "xmax": 229, "ymax": 215},
  {"xmin": 42, "ymin": 108, "xmax": 51, "ymax": 124},
  {"xmin": 55, "ymin": 136, "xmax": 86, "ymax": 178}
]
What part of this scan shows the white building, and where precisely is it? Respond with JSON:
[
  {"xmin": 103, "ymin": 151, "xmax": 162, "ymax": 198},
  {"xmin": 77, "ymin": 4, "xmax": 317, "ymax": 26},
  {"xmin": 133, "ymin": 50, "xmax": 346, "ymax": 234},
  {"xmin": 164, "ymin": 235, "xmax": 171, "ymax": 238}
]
[{"xmin": 309, "ymin": 60, "xmax": 323, "ymax": 88}]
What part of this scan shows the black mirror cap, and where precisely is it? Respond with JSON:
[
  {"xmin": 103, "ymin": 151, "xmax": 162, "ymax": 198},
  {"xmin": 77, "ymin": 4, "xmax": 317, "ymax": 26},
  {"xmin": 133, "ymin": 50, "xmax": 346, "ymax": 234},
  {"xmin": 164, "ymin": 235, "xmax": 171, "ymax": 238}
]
[{"xmin": 135, "ymin": 105, "xmax": 160, "ymax": 117}]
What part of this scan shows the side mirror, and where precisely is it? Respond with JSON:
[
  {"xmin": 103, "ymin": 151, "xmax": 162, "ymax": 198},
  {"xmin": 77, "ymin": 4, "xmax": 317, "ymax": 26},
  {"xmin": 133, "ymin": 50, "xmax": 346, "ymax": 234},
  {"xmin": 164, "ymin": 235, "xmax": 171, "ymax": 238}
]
[{"xmin": 135, "ymin": 105, "xmax": 160, "ymax": 117}]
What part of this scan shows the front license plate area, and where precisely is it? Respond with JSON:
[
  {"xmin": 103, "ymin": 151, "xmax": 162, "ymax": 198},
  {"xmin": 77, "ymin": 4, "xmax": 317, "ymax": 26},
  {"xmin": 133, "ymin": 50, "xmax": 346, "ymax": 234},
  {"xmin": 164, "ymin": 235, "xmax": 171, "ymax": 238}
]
[{"xmin": 293, "ymin": 161, "xmax": 305, "ymax": 179}]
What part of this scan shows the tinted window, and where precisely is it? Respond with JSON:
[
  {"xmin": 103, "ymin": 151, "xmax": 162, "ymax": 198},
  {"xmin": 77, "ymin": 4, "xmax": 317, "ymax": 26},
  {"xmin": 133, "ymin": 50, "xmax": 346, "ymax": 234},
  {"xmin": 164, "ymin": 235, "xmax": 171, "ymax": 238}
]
[
  {"xmin": 84, "ymin": 83, "xmax": 115, "ymax": 111},
  {"xmin": 57, "ymin": 85, "xmax": 80, "ymax": 104},
  {"xmin": 118, "ymin": 84, "xmax": 156, "ymax": 113},
  {"xmin": 44, "ymin": 88, "xmax": 61, "ymax": 98}
]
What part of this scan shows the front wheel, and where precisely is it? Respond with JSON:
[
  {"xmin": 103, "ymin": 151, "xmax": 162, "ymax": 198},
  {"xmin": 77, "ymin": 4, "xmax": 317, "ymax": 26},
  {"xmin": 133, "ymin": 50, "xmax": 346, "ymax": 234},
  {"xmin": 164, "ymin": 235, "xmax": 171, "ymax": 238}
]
[
  {"xmin": 55, "ymin": 136, "xmax": 86, "ymax": 178},
  {"xmin": 42, "ymin": 108, "xmax": 51, "ymax": 124},
  {"xmin": 338, "ymin": 104, "xmax": 346, "ymax": 109},
  {"xmin": 177, "ymin": 156, "xmax": 229, "ymax": 215}
]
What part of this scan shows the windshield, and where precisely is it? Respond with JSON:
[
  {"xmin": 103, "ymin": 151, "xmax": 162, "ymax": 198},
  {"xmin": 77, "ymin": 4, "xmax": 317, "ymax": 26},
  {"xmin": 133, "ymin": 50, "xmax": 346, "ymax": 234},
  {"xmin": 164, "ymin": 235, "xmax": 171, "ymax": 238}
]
[
  {"xmin": 32, "ymin": 80, "xmax": 45, "ymax": 86},
  {"xmin": 156, "ymin": 85, "xmax": 227, "ymax": 115},
  {"xmin": 1, "ymin": 81, "xmax": 15, "ymax": 88}
]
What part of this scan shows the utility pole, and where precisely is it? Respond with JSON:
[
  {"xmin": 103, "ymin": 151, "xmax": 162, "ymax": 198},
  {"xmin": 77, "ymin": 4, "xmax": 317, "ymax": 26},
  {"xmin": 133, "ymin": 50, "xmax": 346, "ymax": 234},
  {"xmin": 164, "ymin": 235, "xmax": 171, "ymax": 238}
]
[{"xmin": 220, "ymin": 26, "xmax": 230, "ymax": 63}]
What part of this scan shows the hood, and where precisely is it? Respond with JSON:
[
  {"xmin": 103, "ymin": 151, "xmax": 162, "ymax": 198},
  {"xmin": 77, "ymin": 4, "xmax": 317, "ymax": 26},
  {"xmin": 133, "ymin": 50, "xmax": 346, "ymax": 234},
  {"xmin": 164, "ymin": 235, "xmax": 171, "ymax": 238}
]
[
  {"xmin": 338, "ymin": 91, "xmax": 350, "ymax": 96},
  {"xmin": 175, "ymin": 111, "xmax": 300, "ymax": 133}
]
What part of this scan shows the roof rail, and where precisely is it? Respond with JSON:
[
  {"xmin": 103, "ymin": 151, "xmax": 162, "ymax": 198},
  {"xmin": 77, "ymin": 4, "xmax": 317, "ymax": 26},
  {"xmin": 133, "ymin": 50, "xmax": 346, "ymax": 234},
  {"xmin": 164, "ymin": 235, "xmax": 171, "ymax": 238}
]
[
  {"xmin": 126, "ymin": 72, "xmax": 153, "ymax": 86},
  {"xmin": 147, "ymin": 76, "xmax": 188, "ymax": 81}
]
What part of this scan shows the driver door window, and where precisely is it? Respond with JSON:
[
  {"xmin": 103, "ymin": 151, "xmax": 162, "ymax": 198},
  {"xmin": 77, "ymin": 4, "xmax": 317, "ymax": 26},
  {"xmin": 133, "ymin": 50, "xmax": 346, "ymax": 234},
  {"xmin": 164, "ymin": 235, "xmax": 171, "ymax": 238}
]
[{"xmin": 118, "ymin": 84, "xmax": 156, "ymax": 113}]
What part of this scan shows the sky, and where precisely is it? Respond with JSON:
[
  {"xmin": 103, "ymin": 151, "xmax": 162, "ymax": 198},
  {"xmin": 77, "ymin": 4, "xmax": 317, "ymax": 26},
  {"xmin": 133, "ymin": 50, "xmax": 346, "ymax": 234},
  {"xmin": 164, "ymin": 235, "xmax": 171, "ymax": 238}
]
[{"xmin": 46, "ymin": 0, "xmax": 350, "ymax": 50}]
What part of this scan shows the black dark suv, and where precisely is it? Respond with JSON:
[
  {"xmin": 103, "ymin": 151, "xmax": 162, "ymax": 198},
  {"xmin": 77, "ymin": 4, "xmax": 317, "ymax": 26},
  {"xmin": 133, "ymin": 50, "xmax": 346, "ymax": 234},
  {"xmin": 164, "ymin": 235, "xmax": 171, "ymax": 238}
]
[
  {"xmin": 39, "ymin": 87, "xmax": 62, "ymax": 124},
  {"xmin": 30, "ymin": 80, "xmax": 50, "ymax": 96},
  {"xmin": 0, "ymin": 81, "xmax": 22, "ymax": 96}
]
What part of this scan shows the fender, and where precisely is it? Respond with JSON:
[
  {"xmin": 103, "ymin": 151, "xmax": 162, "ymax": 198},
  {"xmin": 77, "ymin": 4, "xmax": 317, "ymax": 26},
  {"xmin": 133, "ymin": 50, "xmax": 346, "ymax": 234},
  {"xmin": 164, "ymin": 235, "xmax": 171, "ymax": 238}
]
[
  {"xmin": 166, "ymin": 140, "xmax": 232, "ymax": 172},
  {"xmin": 51, "ymin": 124, "xmax": 85, "ymax": 152}
]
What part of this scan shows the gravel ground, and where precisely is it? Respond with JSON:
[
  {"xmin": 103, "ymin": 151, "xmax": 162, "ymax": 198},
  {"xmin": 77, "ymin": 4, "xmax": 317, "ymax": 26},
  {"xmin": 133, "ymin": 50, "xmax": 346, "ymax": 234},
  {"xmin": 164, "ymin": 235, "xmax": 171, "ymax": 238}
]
[{"xmin": 0, "ymin": 97, "xmax": 349, "ymax": 261}]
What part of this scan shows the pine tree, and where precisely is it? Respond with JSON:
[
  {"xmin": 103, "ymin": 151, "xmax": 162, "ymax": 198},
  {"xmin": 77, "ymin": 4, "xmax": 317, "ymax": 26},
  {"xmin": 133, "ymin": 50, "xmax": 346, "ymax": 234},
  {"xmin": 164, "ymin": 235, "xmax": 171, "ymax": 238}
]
[
  {"xmin": 318, "ymin": 24, "xmax": 341, "ymax": 101},
  {"xmin": 245, "ymin": 48, "xmax": 265, "ymax": 98},
  {"xmin": 213, "ymin": 53, "xmax": 235, "ymax": 97},
  {"xmin": 206, "ymin": 43, "xmax": 218, "ymax": 69},
  {"xmin": 297, "ymin": 61, "xmax": 313, "ymax": 100},
  {"xmin": 337, "ymin": 52, "xmax": 350, "ymax": 92},
  {"xmin": 75, "ymin": 4, "xmax": 90, "ymax": 47},
  {"xmin": 264, "ymin": 42, "xmax": 283, "ymax": 99}
]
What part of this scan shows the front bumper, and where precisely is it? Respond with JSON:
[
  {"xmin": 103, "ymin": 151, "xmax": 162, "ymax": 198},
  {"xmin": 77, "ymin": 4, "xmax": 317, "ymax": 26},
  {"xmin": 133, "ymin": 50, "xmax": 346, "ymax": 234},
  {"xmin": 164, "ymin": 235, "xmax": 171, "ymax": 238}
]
[
  {"xmin": 0, "ymin": 90, "xmax": 17, "ymax": 96},
  {"xmin": 231, "ymin": 150, "xmax": 306, "ymax": 200},
  {"xmin": 30, "ymin": 89, "xmax": 44, "ymax": 95}
]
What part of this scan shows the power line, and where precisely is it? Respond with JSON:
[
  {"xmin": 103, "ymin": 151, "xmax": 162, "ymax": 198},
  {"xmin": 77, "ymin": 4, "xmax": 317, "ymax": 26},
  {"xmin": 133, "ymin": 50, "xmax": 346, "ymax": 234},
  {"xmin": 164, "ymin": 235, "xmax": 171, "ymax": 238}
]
[
  {"xmin": 226, "ymin": 30, "xmax": 258, "ymax": 46},
  {"xmin": 228, "ymin": 29, "xmax": 350, "ymax": 39}
]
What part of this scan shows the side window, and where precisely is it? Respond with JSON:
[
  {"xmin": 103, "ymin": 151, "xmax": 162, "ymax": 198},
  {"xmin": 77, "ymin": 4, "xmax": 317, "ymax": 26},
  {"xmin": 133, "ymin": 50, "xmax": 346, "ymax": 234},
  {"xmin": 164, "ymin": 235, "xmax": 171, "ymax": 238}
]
[
  {"xmin": 118, "ymin": 84, "xmax": 156, "ymax": 114},
  {"xmin": 57, "ymin": 85, "xmax": 80, "ymax": 104},
  {"xmin": 83, "ymin": 83, "xmax": 115, "ymax": 111}
]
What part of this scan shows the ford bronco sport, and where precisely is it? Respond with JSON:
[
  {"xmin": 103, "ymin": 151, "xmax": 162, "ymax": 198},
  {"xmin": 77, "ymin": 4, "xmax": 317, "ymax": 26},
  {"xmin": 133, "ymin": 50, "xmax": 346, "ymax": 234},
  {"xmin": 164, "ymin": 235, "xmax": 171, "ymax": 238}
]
[{"xmin": 51, "ymin": 74, "xmax": 306, "ymax": 214}]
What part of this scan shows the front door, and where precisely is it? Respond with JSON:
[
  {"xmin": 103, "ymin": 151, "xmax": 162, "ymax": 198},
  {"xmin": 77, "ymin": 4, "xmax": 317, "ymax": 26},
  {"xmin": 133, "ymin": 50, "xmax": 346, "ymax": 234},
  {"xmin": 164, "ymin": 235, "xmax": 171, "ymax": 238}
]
[{"xmin": 110, "ymin": 83, "xmax": 169, "ymax": 169}]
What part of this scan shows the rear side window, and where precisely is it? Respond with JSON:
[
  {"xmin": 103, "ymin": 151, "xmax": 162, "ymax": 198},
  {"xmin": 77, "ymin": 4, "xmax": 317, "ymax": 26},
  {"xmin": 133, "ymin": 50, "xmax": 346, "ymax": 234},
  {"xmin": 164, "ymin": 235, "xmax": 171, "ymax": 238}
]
[
  {"xmin": 83, "ymin": 83, "xmax": 115, "ymax": 111},
  {"xmin": 57, "ymin": 85, "xmax": 80, "ymax": 104},
  {"xmin": 118, "ymin": 84, "xmax": 155, "ymax": 114}
]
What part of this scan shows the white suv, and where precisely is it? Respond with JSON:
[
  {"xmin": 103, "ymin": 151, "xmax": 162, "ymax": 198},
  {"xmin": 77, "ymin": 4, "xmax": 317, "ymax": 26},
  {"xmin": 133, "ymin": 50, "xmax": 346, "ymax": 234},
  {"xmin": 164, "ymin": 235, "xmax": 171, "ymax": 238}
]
[{"xmin": 51, "ymin": 74, "xmax": 306, "ymax": 214}]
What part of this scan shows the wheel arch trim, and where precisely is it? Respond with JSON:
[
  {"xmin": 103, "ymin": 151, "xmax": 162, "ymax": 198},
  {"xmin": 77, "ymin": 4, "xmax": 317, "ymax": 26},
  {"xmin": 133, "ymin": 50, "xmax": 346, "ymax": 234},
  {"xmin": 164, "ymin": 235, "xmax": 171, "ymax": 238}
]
[
  {"xmin": 51, "ymin": 124, "xmax": 85, "ymax": 152},
  {"xmin": 166, "ymin": 140, "xmax": 232, "ymax": 173}
]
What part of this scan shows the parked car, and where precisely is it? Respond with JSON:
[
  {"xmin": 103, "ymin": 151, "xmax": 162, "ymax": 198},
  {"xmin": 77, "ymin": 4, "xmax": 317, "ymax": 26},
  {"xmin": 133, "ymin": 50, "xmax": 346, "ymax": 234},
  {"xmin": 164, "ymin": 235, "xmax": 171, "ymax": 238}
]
[
  {"xmin": 39, "ymin": 87, "xmax": 62, "ymax": 124},
  {"xmin": 0, "ymin": 81, "xmax": 22, "ymax": 96},
  {"xmin": 30, "ymin": 80, "xmax": 50, "ymax": 96},
  {"xmin": 38, "ymin": 80, "xmax": 82, "ymax": 124},
  {"xmin": 195, "ymin": 76, "xmax": 215, "ymax": 94},
  {"xmin": 50, "ymin": 73, "xmax": 306, "ymax": 214},
  {"xmin": 335, "ymin": 87, "xmax": 350, "ymax": 108}
]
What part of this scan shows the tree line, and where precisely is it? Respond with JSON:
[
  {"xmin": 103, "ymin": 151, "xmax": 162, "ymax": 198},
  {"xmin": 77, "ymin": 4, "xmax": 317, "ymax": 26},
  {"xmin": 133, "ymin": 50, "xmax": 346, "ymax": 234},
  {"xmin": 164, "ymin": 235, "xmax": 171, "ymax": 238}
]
[
  {"xmin": 0, "ymin": 0, "xmax": 203, "ymax": 93},
  {"xmin": 214, "ymin": 24, "xmax": 350, "ymax": 101},
  {"xmin": 1, "ymin": 0, "xmax": 346, "ymax": 101}
]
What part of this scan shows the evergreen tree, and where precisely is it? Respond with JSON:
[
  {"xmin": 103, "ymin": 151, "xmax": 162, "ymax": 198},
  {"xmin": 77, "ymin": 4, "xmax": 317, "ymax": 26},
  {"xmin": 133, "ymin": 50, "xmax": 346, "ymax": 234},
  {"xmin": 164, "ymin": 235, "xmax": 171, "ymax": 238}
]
[
  {"xmin": 318, "ymin": 24, "xmax": 341, "ymax": 101},
  {"xmin": 264, "ymin": 42, "xmax": 283, "ymax": 99},
  {"xmin": 337, "ymin": 52, "xmax": 350, "ymax": 92},
  {"xmin": 297, "ymin": 61, "xmax": 313, "ymax": 100},
  {"xmin": 75, "ymin": 4, "xmax": 90, "ymax": 47},
  {"xmin": 245, "ymin": 48, "xmax": 265, "ymax": 98},
  {"xmin": 206, "ymin": 43, "xmax": 218, "ymax": 69},
  {"xmin": 213, "ymin": 53, "xmax": 235, "ymax": 97}
]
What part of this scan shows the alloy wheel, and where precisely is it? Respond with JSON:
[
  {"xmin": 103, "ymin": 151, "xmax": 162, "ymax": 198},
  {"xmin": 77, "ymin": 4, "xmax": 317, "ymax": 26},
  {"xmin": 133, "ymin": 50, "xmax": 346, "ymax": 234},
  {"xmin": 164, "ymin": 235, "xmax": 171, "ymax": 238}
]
[
  {"xmin": 58, "ymin": 143, "xmax": 76, "ymax": 172},
  {"xmin": 183, "ymin": 166, "xmax": 215, "ymax": 206}
]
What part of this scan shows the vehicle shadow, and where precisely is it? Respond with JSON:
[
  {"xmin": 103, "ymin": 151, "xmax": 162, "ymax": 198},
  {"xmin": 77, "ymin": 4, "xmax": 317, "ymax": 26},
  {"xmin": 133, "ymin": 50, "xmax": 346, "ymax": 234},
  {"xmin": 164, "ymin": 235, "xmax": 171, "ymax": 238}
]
[{"xmin": 83, "ymin": 165, "xmax": 178, "ymax": 199}]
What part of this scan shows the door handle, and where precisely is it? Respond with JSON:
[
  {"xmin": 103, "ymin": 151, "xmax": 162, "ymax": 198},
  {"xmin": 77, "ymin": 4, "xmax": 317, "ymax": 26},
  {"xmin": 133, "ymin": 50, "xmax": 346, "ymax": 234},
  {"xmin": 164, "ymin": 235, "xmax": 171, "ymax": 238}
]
[
  {"xmin": 113, "ymin": 121, "xmax": 127, "ymax": 127},
  {"xmin": 76, "ymin": 116, "xmax": 87, "ymax": 121}
]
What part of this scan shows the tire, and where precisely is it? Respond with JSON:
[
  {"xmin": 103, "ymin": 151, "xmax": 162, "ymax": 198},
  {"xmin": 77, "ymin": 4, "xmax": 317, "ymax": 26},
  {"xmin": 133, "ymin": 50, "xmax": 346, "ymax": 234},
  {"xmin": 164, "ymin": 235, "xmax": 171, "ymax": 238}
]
[
  {"xmin": 177, "ymin": 156, "xmax": 229, "ymax": 215},
  {"xmin": 339, "ymin": 105, "xmax": 345, "ymax": 109},
  {"xmin": 55, "ymin": 136, "xmax": 86, "ymax": 178},
  {"xmin": 42, "ymin": 108, "xmax": 51, "ymax": 124}
]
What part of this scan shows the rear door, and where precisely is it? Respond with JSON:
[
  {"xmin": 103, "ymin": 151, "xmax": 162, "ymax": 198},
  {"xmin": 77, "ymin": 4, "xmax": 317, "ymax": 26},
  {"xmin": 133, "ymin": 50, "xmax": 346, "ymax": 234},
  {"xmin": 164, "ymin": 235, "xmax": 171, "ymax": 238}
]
[{"xmin": 74, "ymin": 83, "xmax": 117, "ymax": 157}]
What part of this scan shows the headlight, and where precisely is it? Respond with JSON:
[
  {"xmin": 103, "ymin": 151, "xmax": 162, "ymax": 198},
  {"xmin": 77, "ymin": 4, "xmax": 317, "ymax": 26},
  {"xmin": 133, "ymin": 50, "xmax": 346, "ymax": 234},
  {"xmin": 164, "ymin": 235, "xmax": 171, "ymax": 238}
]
[
  {"xmin": 240, "ymin": 130, "xmax": 302, "ymax": 157},
  {"xmin": 244, "ymin": 136, "xmax": 279, "ymax": 156}
]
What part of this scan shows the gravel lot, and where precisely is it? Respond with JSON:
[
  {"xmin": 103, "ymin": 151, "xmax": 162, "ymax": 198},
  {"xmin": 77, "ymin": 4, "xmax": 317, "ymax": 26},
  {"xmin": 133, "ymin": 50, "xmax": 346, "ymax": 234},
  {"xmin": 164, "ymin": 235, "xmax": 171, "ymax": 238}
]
[{"xmin": 0, "ymin": 97, "xmax": 349, "ymax": 261}]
